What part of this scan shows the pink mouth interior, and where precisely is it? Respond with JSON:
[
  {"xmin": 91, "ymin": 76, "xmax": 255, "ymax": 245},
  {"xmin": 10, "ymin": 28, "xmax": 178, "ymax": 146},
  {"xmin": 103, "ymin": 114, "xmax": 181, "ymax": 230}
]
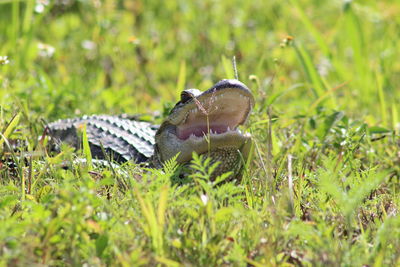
[
  {"xmin": 176, "ymin": 108, "xmax": 248, "ymax": 140},
  {"xmin": 177, "ymin": 124, "xmax": 229, "ymax": 139},
  {"xmin": 175, "ymin": 92, "xmax": 251, "ymax": 140}
]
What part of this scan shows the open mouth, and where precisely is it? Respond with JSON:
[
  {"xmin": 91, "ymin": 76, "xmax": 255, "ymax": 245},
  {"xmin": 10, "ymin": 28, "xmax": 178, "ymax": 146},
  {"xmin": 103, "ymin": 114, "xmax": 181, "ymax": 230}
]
[
  {"xmin": 155, "ymin": 79, "xmax": 255, "ymax": 163},
  {"xmin": 176, "ymin": 90, "xmax": 252, "ymax": 140}
]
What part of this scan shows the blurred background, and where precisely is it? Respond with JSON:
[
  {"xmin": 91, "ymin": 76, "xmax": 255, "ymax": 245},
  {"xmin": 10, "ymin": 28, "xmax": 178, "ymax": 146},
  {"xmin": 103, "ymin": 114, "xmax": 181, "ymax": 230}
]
[
  {"xmin": 0, "ymin": 0, "xmax": 399, "ymax": 129},
  {"xmin": 0, "ymin": 2, "xmax": 399, "ymax": 265}
]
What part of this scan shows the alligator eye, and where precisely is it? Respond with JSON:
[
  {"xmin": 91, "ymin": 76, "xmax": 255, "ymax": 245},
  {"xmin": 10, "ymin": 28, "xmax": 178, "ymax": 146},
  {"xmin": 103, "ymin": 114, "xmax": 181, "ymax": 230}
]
[{"xmin": 180, "ymin": 89, "xmax": 201, "ymax": 104}]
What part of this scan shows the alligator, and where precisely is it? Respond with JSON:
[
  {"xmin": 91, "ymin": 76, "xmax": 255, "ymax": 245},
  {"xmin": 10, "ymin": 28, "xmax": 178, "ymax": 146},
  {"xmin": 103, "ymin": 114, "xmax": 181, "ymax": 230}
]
[{"xmin": 47, "ymin": 79, "xmax": 255, "ymax": 179}]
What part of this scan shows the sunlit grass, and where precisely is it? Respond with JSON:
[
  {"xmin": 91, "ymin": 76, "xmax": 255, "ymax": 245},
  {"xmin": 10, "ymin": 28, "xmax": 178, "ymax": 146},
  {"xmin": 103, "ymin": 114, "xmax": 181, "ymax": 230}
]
[{"xmin": 0, "ymin": 0, "xmax": 399, "ymax": 266}]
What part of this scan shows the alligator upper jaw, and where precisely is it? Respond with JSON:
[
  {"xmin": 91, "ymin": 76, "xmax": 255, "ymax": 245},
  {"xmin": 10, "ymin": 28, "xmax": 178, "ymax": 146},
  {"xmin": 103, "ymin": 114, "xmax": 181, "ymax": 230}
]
[{"xmin": 155, "ymin": 79, "xmax": 254, "ymax": 164}]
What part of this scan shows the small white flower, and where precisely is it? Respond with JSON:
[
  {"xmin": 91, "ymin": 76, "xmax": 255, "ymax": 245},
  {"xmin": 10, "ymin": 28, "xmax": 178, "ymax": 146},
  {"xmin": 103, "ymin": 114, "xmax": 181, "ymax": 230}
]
[
  {"xmin": 317, "ymin": 57, "xmax": 332, "ymax": 77},
  {"xmin": 35, "ymin": 0, "xmax": 49, "ymax": 13},
  {"xmin": 97, "ymin": 212, "xmax": 108, "ymax": 220},
  {"xmin": 0, "ymin": 56, "xmax": 10, "ymax": 65},
  {"xmin": 200, "ymin": 194, "xmax": 208, "ymax": 205},
  {"xmin": 82, "ymin": 40, "xmax": 96, "ymax": 50},
  {"xmin": 38, "ymin": 42, "xmax": 55, "ymax": 58}
]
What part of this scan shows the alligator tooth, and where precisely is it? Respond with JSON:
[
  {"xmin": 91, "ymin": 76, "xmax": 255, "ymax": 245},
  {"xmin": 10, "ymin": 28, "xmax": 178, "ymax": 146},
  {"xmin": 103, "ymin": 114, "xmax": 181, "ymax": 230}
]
[
  {"xmin": 181, "ymin": 113, "xmax": 188, "ymax": 123},
  {"xmin": 227, "ymin": 126, "xmax": 231, "ymax": 131}
]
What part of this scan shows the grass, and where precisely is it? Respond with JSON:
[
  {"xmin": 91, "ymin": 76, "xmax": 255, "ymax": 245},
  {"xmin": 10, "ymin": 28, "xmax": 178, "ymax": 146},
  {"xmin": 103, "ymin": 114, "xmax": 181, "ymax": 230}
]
[{"xmin": 0, "ymin": 0, "xmax": 399, "ymax": 266}]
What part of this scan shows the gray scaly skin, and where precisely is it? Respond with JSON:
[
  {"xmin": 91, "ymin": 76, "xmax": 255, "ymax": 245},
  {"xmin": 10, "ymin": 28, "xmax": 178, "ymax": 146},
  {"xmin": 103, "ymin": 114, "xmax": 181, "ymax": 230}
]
[
  {"xmin": 48, "ymin": 79, "xmax": 254, "ymax": 178},
  {"xmin": 47, "ymin": 115, "xmax": 157, "ymax": 163}
]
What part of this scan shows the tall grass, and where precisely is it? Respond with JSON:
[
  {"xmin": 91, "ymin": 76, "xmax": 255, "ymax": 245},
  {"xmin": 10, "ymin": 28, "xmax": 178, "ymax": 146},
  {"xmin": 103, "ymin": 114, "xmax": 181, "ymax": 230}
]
[{"xmin": 0, "ymin": 0, "xmax": 399, "ymax": 266}]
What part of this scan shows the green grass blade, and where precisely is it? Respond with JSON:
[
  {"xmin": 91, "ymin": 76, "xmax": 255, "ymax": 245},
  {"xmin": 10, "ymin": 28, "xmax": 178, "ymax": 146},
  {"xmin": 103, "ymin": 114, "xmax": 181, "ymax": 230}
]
[
  {"xmin": 157, "ymin": 185, "xmax": 168, "ymax": 227},
  {"xmin": 81, "ymin": 123, "xmax": 93, "ymax": 171},
  {"xmin": 392, "ymin": 103, "xmax": 399, "ymax": 131},
  {"xmin": 376, "ymin": 70, "xmax": 387, "ymax": 127},
  {"xmin": 221, "ymin": 55, "xmax": 235, "ymax": 79},
  {"xmin": 0, "ymin": 113, "xmax": 20, "ymax": 147},
  {"xmin": 176, "ymin": 60, "xmax": 186, "ymax": 98},
  {"xmin": 293, "ymin": 42, "xmax": 327, "ymax": 99},
  {"xmin": 289, "ymin": 0, "xmax": 331, "ymax": 56}
]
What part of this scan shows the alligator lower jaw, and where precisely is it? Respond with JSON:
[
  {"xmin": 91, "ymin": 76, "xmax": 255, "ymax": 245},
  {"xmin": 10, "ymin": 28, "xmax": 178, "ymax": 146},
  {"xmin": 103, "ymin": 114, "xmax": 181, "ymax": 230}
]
[
  {"xmin": 155, "ymin": 124, "xmax": 252, "ymax": 164},
  {"xmin": 174, "ymin": 129, "xmax": 252, "ymax": 163}
]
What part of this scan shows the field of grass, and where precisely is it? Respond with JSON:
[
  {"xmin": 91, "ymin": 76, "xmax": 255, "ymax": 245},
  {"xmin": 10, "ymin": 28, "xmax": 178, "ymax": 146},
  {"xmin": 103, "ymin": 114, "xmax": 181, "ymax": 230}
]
[{"xmin": 1, "ymin": 0, "xmax": 400, "ymax": 266}]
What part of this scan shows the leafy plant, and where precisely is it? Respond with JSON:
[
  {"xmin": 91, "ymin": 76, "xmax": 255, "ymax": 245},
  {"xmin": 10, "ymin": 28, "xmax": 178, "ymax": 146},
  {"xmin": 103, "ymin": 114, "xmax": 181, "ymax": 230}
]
[{"xmin": 0, "ymin": 0, "xmax": 399, "ymax": 266}]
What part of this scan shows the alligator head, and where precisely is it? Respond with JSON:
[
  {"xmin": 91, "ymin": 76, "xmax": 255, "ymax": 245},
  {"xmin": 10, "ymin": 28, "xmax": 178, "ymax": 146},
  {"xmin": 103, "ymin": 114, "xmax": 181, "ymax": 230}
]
[{"xmin": 154, "ymin": 79, "xmax": 255, "ymax": 179}]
